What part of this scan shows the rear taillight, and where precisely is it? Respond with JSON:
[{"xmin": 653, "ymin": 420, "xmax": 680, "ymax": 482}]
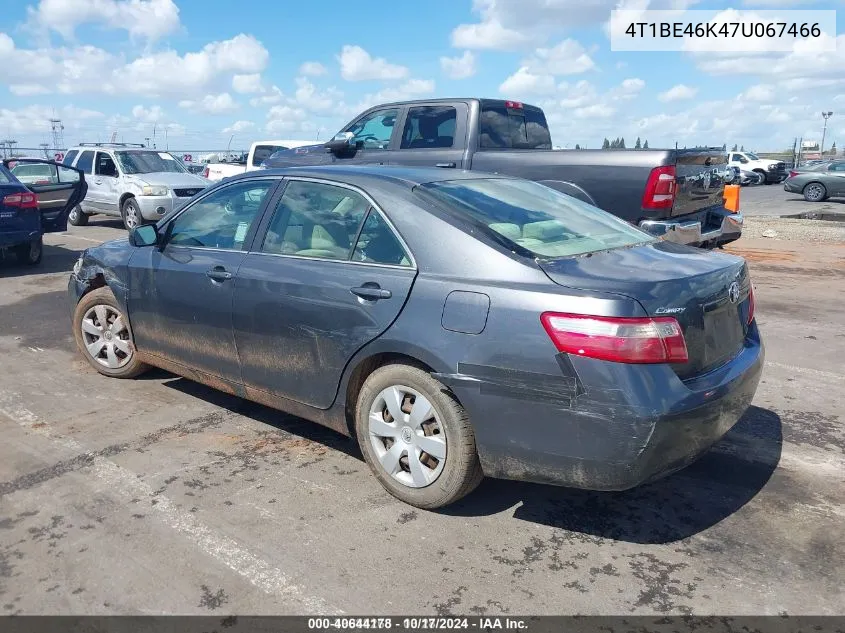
[
  {"xmin": 788, "ymin": 170, "xmax": 798, "ymax": 178},
  {"xmin": 642, "ymin": 165, "xmax": 676, "ymax": 210},
  {"xmin": 202, "ymin": 167, "xmax": 209, "ymax": 178},
  {"xmin": 540, "ymin": 312, "xmax": 689, "ymax": 364},
  {"xmin": 2, "ymin": 192, "xmax": 38, "ymax": 209},
  {"xmin": 747, "ymin": 284, "xmax": 755, "ymax": 325},
  {"xmin": 504, "ymin": 100, "xmax": 523, "ymax": 109}
]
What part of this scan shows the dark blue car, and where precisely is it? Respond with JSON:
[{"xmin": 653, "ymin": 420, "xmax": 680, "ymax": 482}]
[
  {"xmin": 68, "ymin": 166, "xmax": 763, "ymax": 509},
  {"xmin": 1, "ymin": 159, "xmax": 87, "ymax": 265}
]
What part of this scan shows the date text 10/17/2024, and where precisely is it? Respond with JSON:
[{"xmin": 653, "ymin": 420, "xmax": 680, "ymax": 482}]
[{"xmin": 307, "ymin": 617, "xmax": 529, "ymax": 630}]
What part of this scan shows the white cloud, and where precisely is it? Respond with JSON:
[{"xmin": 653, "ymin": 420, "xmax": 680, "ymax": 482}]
[
  {"xmin": 440, "ymin": 51, "xmax": 477, "ymax": 80},
  {"xmin": 265, "ymin": 105, "xmax": 315, "ymax": 135},
  {"xmin": 222, "ymin": 120, "xmax": 254, "ymax": 134},
  {"xmin": 610, "ymin": 78, "xmax": 645, "ymax": 100},
  {"xmin": 738, "ymin": 84, "xmax": 776, "ymax": 102},
  {"xmin": 499, "ymin": 68, "xmax": 557, "ymax": 96},
  {"xmin": 350, "ymin": 79, "xmax": 436, "ymax": 114},
  {"xmin": 179, "ymin": 93, "xmax": 239, "ymax": 115},
  {"xmin": 250, "ymin": 86, "xmax": 283, "ymax": 107},
  {"xmin": 451, "ymin": 19, "xmax": 531, "ymax": 51},
  {"xmin": 525, "ymin": 39, "xmax": 595, "ymax": 75},
  {"xmin": 131, "ymin": 104, "xmax": 164, "ymax": 123},
  {"xmin": 657, "ymin": 84, "xmax": 698, "ymax": 102},
  {"xmin": 232, "ymin": 74, "xmax": 263, "ymax": 94},
  {"xmin": 0, "ymin": 104, "xmax": 104, "ymax": 136},
  {"xmin": 299, "ymin": 61, "xmax": 327, "ymax": 76},
  {"xmin": 292, "ymin": 77, "xmax": 345, "ymax": 115},
  {"xmin": 28, "ymin": 0, "xmax": 181, "ymax": 41},
  {"xmin": 337, "ymin": 45, "xmax": 408, "ymax": 81},
  {"xmin": 573, "ymin": 103, "xmax": 615, "ymax": 119}
]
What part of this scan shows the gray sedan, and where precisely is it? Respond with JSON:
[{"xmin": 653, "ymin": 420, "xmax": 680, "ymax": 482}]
[
  {"xmin": 784, "ymin": 160, "xmax": 845, "ymax": 201},
  {"xmin": 68, "ymin": 166, "xmax": 763, "ymax": 509}
]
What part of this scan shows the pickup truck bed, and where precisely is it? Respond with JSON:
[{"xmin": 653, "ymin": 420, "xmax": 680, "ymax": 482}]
[{"xmin": 264, "ymin": 98, "xmax": 741, "ymax": 247}]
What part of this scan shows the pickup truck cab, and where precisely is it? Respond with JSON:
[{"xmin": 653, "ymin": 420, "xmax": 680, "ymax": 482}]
[
  {"xmin": 264, "ymin": 98, "xmax": 741, "ymax": 248},
  {"xmin": 203, "ymin": 139, "xmax": 317, "ymax": 182},
  {"xmin": 727, "ymin": 151, "xmax": 786, "ymax": 185}
]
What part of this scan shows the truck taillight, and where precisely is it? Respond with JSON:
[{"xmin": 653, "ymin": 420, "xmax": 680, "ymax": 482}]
[
  {"xmin": 2, "ymin": 192, "xmax": 38, "ymax": 209},
  {"xmin": 504, "ymin": 100, "xmax": 523, "ymax": 110},
  {"xmin": 540, "ymin": 312, "xmax": 688, "ymax": 364},
  {"xmin": 642, "ymin": 165, "xmax": 676, "ymax": 210},
  {"xmin": 202, "ymin": 167, "xmax": 209, "ymax": 178}
]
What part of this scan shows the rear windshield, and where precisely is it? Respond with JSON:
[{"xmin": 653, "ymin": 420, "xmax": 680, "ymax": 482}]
[
  {"xmin": 115, "ymin": 151, "xmax": 188, "ymax": 174},
  {"xmin": 479, "ymin": 103, "xmax": 552, "ymax": 150},
  {"xmin": 420, "ymin": 178, "xmax": 653, "ymax": 258},
  {"xmin": 252, "ymin": 145, "xmax": 288, "ymax": 167}
]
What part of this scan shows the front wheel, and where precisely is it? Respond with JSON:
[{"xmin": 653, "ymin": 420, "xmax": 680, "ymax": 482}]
[
  {"xmin": 121, "ymin": 198, "xmax": 143, "ymax": 231},
  {"xmin": 355, "ymin": 363, "xmax": 483, "ymax": 509},
  {"xmin": 14, "ymin": 237, "xmax": 42, "ymax": 265},
  {"xmin": 803, "ymin": 182, "xmax": 827, "ymax": 202},
  {"xmin": 68, "ymin": 205, "xmax": 90, "ymax": 226},
  {"xmin": 72, "ymin": 287, "xmax": 149, "ymax": 378},
  {"xmin": 753, "ymin": 170, "xmax": 768, "ymax": 185}
]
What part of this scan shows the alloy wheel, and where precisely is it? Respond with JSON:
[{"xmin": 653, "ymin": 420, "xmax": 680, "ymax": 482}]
[
  {"xmin": 368, "ymin": 385, "xmax": 447, "ymax": 488},
  {"xmin": 124, "ymin": 204, "xmax": 139, "ymax": 229},
  {"xmin": 80, "ymin": 304, "xmax": 133, "ymax": 369},
  {"xmin": 805, "ymin": 184, "xmax": 825, "ymax": 201}
]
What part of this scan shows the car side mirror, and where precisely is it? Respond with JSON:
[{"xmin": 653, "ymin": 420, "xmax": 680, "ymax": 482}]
[
  {"xmin": 326, "ymin": 132, "xmax": 356, "ymax": 156},
  {"xmin": 129, "ymin": 224, "xmax": 159, "ymax": 247}
]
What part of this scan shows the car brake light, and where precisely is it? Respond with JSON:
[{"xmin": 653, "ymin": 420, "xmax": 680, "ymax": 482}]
[
  {"xmin": 505, "ymin": 100, "xmax": 523, "ymax": 110},
  {"xmin": 540, "ymin": 312, "xmax": 689, "ymax": 364},
  {"xmin": 2, "ymin": 192, "xmax": 38, "ymax": 209},
  {"xmin": 747, "ymin": 284, "xmax": 755, "ymax": 325},
  {"xmin": 642, "ymin": 165, "xmax": 676, "ymax": 210},
  {"xmin": 202, "ymin": 166, "xmax": 209, "ymax": 178},
  {"xmin": 788, "ymin": 170, "xmax": 798, "ymax": 178}
]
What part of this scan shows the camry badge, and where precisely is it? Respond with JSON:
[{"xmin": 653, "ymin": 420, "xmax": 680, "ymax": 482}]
[{"xmin": 728, "ymin": 281, "xmax": 740, "ymax": 304}]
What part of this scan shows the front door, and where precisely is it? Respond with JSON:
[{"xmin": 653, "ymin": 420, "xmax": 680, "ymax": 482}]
[
  {"xmin": 233, "ymin": 178, "xmax": 417, "ymax": 408},
  {"xmin": 127, "ymin": 178, "xmax": 279, "ymax": 381},
  {"xmin": 93, "ymin": 152, "xmax": 121, "ymax": 215},
  {"xmin": 388, "ymin": 103, "xmax": 467, "ymax": 169},
  {"xmin": 334, "ymin": 107, "xmax": 402, "ymax": 166}
]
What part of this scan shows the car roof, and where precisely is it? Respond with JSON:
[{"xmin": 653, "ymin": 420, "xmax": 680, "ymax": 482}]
[{"xmin": 238, "ymin": 164, "xmax": 512, "ymax": 189}]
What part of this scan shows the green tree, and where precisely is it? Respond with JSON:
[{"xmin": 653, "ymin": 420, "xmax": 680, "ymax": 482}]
[
  {"xmin": 619, "ymin": 137, "xmax": 626, "ymax": 149},
  {"xmin": 731, "ymin": 143, "xmax": 738, "ymax": 151},
  {"xmin": 575, "ymin": 143, "xmax": 581, "ymax": 150},
  {"xmin": 602, "ymin": 138, "xmax": 610, "ymax": 149},
  {"xmin": 722, "ymin": 143, "xmax": 727, "ymax": 151},
  {"xmin": 643, "ymin": 140, "xmax": 649, "ymax": 149},
  {"xmin": 829, "ymin": 141, "xmax": 837, "ymax": 156},
  {"xmin": 740, "ymin": 145, "xmax": 745, "ymax": 151},
  {"xmin": 635, "ymin": 137, "xmax": 642, "ymax": 149}
]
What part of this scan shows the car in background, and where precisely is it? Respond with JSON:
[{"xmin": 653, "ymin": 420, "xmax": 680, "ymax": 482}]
[
  {"xmin": 784, "ymin": 160, "xmax": 845, "ymax": 201},
  {"xmin": 10, "ymin": 160, "xmax": 61, "ymax": 185},
  {"xmin": 68, "ymin": 165, "xmax": 763, "ymax": 508},
  {"xmin": 62, "ymin": 143, "xmax": 210, "ymax": 230},
  {"xmin": 202, "ymin": 140, "xmax": 317, "ymax": 182},
  {"xmin": 1, "ymin": 159, "xmax": 87, "ymax": 265},
  {"xmin": 727, "ymin": 150, "xmax": 787, "ymax": 184}
]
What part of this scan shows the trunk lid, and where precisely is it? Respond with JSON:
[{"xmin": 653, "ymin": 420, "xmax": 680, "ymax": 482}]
[
  {"xmin": 671, "ymin": 150, "xmax": 730, "ymax": 218},
  {"xmin": 537, "ymin": 241, "xmax": 752, "ymax": 378}
]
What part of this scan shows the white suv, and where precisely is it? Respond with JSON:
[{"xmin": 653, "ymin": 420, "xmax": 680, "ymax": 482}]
[{"xmin": 62, "ymin": 143, "xmax": 210, "ymax": 229}]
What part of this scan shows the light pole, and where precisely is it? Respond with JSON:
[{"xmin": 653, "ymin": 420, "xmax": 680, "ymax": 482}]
[{"xmin": 820, "ymin": 111, "xmax": 833, "ymax": 157}]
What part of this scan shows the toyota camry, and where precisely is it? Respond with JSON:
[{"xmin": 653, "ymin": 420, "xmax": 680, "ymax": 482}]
[{"xmin": 68, "ymin": 165, "xmax": 763, "ymax": 509}]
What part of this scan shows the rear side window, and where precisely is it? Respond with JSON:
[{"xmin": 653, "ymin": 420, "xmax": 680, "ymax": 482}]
[
  {"xmin": 479, "ymin": 103, "xmax": 552, "ymax": 150},
  {"xmin": 420, "ymin": 178, "xmax": 653, "ymax": 258},
  {"xmin": 401, "ymin": 106, "xmax": 457, "ymax": 149},
  {"xmin": 0, "ymin": 167, "xmax": 10, "ymax": 183},
  {"xmin": 351, "ymin": 210, "xmax": 411, "ymax": 266},
  {"xmin": 76, "ymin": 151, "xmax": 95, "ymax": 174},
  {"xmin": 829, "ymin": 162, "xmax": 845, "ymax": 172},
  {"xmin": 63, "ymin": 150, "xmax": 79, "ymax": 166},
  {"xmin": 252, "ymin": 145, "xmax": 287, "ymax": 166}
]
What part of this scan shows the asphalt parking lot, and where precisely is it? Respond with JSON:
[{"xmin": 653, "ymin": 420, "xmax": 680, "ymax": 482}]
[{"xmin": 1, "ymin": 189, "xmax": 843, "ymax": 616}]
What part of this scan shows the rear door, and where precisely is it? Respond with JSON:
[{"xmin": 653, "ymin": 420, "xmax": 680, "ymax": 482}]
[
  {"xmin": 232, "ymin": 177, "xmax": 417, "ymax": 408},
  {"xmin": 826, "ymin": 161, "xmax": 845, "ymax": 195},
  {"xmin": 2, "ymin": 159, "xmax": 87, "ymax": 233},
  {"xmin": 388, "ymin": 103, "xmax": 468, "ymax": 169},
  {"xmin": 73, "ymin": 150, "xmax": 98, "ymax": 212}
]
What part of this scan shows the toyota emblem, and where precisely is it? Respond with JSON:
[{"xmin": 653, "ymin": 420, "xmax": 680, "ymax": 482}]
[{"xmin": 728, "ymin": 282, "xmax": 740, "ymax": 304}]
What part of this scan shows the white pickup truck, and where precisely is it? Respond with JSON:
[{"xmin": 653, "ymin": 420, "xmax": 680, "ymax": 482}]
[
  {"xmin": 726, "ymin": 150, "xmax": 787, "ymax": 185},
  {"xmin": 202, "ymin": 139, "xmax": 317, "ymax": 181}
]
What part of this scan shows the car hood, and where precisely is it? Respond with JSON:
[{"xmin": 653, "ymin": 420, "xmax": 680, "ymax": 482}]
[{"xmin": 126, "ymin": 172, "xmax": 210, "ymax": 188}]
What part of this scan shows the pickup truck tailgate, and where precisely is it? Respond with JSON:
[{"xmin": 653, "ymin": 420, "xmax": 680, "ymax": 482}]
[{"xmin": 672, "ymin": 151, "xmax": 729, "ymax": 217}]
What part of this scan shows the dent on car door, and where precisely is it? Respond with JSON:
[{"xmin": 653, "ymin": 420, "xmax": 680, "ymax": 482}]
[
  {"xmin": 2, "ymin": 159, "xmax": 87, "ymax": 233},
  {"xmin": 233, "ymin": 179, "xmax": 417, "ymax": 408}
]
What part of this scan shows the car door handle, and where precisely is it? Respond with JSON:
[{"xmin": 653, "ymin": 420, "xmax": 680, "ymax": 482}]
[
  {"xmin": 206, "ymin": 267, "xmax": 233, "ymax": 281},
  {"xmin": 94, "ymin": 180, "xmax": 103, "ymax": 185},
  {"xmin": 435, "ymin": 162, "xmax": 456, "ymax": 168},
  {"xmin": 351, "ymin": 285, "xmax": 392, "ymax": 300}
]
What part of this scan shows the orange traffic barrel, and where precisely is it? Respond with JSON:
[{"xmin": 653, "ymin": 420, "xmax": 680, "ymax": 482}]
[{"xmin": 724, "ymin": 184, "xmax": 740, "ymax": 213}]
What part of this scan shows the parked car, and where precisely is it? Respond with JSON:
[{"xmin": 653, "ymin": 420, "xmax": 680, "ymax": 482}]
[
  {"xmin": 203, "ymin": 140, "xmax": 317, "ymax": 182},
  {"xmin": 1, "ymin": 159, "xmax": 87, "ymax": 265},
  {"xmin": 784, "ymin": 160, "xmax": 845, "ymax": 201},
  {"xmin": 68, "ymin": 165, "xmax": 763, "ymax": 508},
  {"xmin": 727, "ymin": 150, "xmax": 787, "ymax": 185},
  {"xmin": 61, "ymin": 143, "xmax": 210, "ymax": 230},
  {"xmin": 9, "ymin": 160, "xmax": 60, "ymax": 185},
  {"xmin": 263, "ymin": 99, "xmax": 740, "ymax": 248},
  {"xmin": 733, "ymin": 166, "xmax": 763, "ymax": 186}
]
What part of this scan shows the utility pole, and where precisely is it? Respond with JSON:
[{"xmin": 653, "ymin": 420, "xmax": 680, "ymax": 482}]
[
  {"xmin": 49, "ymin": 118, "xmax": 64, "ymax": 150},
  {"xmin": 144, "ymin": 137, "xmax": 151, "ymax": 148},
  {"xmin": 820, "ymin": 111, "xmax": 834, "ymax": 157},
  {"xmin": 152, "ymin": 122, "xmax": 157, "ymax": 149},
  {"xmin": 40, "ymin": 143, "xmax": 50, "ymax": 159}
]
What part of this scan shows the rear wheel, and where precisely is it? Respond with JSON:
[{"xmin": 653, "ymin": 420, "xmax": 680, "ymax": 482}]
[
  {"xmin": 121, "ymin": 198, "xmax": 143, "ymax": 231},
  {"xmin": 355, "ymin": 363, "xmax": 483, "ymax": 509},
  {"xmin": 72, "ymin": 287, "xmax": 149, "ymax": 378},
  {"xmin": 14, "ymin": 237, "xmax": 42, "ymax": 265},
  {"xmin": 803, "ymin": 182, "xmax": 827, "ymax": 202},
  {"xmin": 68, "ymin": 205, "xmax": 89, "ymax": 226}
]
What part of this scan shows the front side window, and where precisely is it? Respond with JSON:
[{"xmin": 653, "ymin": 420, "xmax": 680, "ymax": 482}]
[
  {"xmin": 95, "ymin": 152, "xmax": 118, "ymax": 177},
  {"xmin": 115, "ymin": 151, "xmax": 188, "ymax": 174},
  {"xmin": 401, "ymin": 106, "xmax": 457, "ymax": 149},
  {"xmin": 261, "ymin": 181, "xmax": 370, "ymax": 260},
  {"xmin": 76, "ymin": 151, "xmax": 95, "ymax": 174},
  {"xmin": 343, "ymin": 108, "xmax": 399, "ymax": 150},
  {"xmin": 420, "ymin": 178, "xmax": 654, "ymax": 258},
  {"xmin": 167, "ymin": 180, "xmax": 274, "ymax": 250}
]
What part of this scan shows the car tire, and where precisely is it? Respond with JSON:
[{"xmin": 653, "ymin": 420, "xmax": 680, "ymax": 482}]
[
  {"xmin": 355, "ymin": 363, "xmax": 483, "ymax": 509},
  {"xmin": 803, "ymin": 182, "xmax": 827, "ymax": 202},
  {"xmin": 68, "ymin": 205, "xmax": 89, "ymax": 226},
  {"xmin": 72, "ymin": 287, "xmax": 149, "ymax": 379},
  {"xmin": 753, "ymin": 170, "xmax": 768, "ymax": 185},
  {"xmin": 14, "ymin": 237, "xmax": 42, "ymax": 265},
  {"xmin": 121, "ymin": 198, "xmax": 143, "ymax": 231}
]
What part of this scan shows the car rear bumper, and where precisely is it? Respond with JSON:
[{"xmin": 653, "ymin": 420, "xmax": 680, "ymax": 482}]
[
  {"xmin": 447, "ymin": 329, "xmax": 764, "ymax": 491},
  {"xmin": 783, "ymin": 180, "xmax": 803, "ymax": 194},
  {"xmin": 0, "ymin": 229, "xmax": 40, "ymax": 249},
  {"xmin": 639, "ymin": 208, "xmax": 743, "ymax": 247}
]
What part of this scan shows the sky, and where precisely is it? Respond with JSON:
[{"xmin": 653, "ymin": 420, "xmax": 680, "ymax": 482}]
[{"xmin": 0, "ymin": 0, "xmax": 843, "ymax": 154}]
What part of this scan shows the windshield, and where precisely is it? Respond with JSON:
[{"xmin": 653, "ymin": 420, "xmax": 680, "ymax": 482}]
[
  {"xmin": 419, "ymin": 178, "xmax": 654, "ymax": 258},
  {"xmin": 745, "ymin": 152, "xmax": 760, "ymax": 160},
  {"xmin": 115, "ymin": 151, "xmax": 188, "ymax": 175}
]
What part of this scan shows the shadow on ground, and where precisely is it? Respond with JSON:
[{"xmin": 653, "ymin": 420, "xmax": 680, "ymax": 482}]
[{"xmin": 0, "ymin": 244, "xmax": 82, "ymax": 278}]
